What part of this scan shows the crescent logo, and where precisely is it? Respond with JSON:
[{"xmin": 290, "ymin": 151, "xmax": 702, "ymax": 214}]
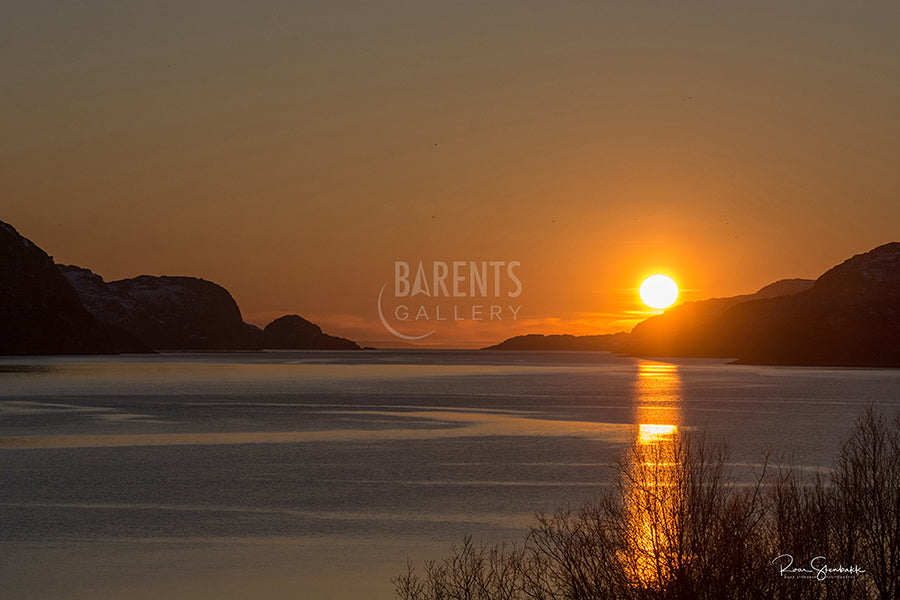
[{"xmin": 377, "ymin": 283, "xmax": 434, "ymax": 341}]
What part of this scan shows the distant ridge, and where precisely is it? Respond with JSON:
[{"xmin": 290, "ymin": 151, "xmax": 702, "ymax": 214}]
[
  {"xmin": 484, "ymin": 332, "xmax": 628, "ymax": 351},
  {"xmin": 261, "ymin": 315, "xmax": 360, "ymax": 350}
]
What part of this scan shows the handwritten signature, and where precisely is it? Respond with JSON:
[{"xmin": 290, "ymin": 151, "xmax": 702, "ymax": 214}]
[{"xmin": 772, "ymin": 554, "xmax": 865, "ymax": 581}]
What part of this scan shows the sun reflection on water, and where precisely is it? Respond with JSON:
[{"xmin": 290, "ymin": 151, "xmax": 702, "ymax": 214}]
[
  {"xmin": 637, "ymin": 424, "xmax": 678, "ymax": 444},
  {"xmin": 623, "ymin": 361, "xmax": 683, "ymax": 588}
]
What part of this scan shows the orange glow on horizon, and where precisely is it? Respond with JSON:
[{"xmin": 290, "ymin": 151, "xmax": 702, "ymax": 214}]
[{"xmin": 4, "ymin": 3, "xmax": 897, "ymax": 348}]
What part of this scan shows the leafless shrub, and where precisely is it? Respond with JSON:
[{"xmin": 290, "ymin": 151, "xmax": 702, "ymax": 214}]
[
  {"xmin": 828, "ymin": 407, "xmax": 900, "ymax": 600},
  {"xmin": 393, "ymin": 537, "xmax": 524, "ymax": 600},
  {"xmin": 396, "ymin": 410, "xmax": 900, "ymax": 600}
]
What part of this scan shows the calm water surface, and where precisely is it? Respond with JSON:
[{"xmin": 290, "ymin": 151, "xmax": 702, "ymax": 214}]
[{"xmin": 1, "ymin": 351, "xmax": 898, "ymax": 599}]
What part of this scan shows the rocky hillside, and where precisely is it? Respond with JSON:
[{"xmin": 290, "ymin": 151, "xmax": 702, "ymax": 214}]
[
  {"xmin": 484, "ymin": 281, "xmax": 811, "ymax": 354},
  {"xmin": 628, "ymin": 243, "xmax": 900, "ymax": 366},
  {"xmin": 0, "ymin": 221, "xmax": 148, "ymax": 355},
  {"xmin": 60, "ymin": 266, "xmax": 256, "ymax": 352},
  {"xmin": 485, "ymin": 243, "xmax": 900, "ymax": 366},
  {"xmin": 626, "ymin": 279, "xmax": 814, "ymax": 357},
  {"xmin": 60, "ymin": 267, "xmax": 364, "ymax": 352},
  {"xmin": 0, "ymin": 219, "xmax": 362, "ymax": 354}
]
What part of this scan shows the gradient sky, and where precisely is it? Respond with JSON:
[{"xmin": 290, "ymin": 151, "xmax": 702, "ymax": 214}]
[{"xmin": 3, "ymin": 1, "xmax": 899, "ymax": 346}]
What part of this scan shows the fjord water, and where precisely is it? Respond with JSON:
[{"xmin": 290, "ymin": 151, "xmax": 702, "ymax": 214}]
[{"xmin": 1, "ymin": 351, "xmax": 898, "ymax": 600}]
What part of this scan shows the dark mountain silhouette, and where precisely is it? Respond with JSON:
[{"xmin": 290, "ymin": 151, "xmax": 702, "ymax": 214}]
[
  {"xmin": 60, "ymin": 265, "xmax": 257, "ymax": 352},
  {"xmin": 0, "ymin": 219, "xmax": 362, "ymax": 354},
  {"xmin": 625, "ymin": 278, "xmax": 814, "ymax": 358},
  {"xmin": 628, "ymin": 243, "xmax": 900, "ymax": 365},
  {"xmin": 487, "ymin": 280, "xmax": 815, "ymax": 353},
  {"xmin": 486, "ymin": 243, "xmax": 900, "ymax": 367},
  {"xmin": 716, "ymin": 243, "xmax": 899, "ymax": 366},
  {"xmin": 261, "ymin": 315, "xmax": 361, "ymax": 350},
  {"xmin": 0, "ymin": 221, "xmax": 148, "ymax": 355},
  {"xmin": 60, "ymin": 267, "xmax": 363, "ymax": 352}
]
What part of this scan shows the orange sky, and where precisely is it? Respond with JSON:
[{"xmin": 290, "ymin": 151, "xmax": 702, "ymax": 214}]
[{"xmin": 3, "ymin": 2, "xmax": 899, "ymax": 347}]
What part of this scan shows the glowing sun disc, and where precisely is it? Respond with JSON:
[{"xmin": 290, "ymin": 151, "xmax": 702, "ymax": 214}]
[{"xmin": 640, "ymin": 275, "xmax": 679, "ymax": 309}]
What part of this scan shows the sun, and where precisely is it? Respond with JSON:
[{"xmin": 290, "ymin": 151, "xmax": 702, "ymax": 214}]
[{"xmin": 639, "ymin": 275, "xmax": 679, "ymax": 310}]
